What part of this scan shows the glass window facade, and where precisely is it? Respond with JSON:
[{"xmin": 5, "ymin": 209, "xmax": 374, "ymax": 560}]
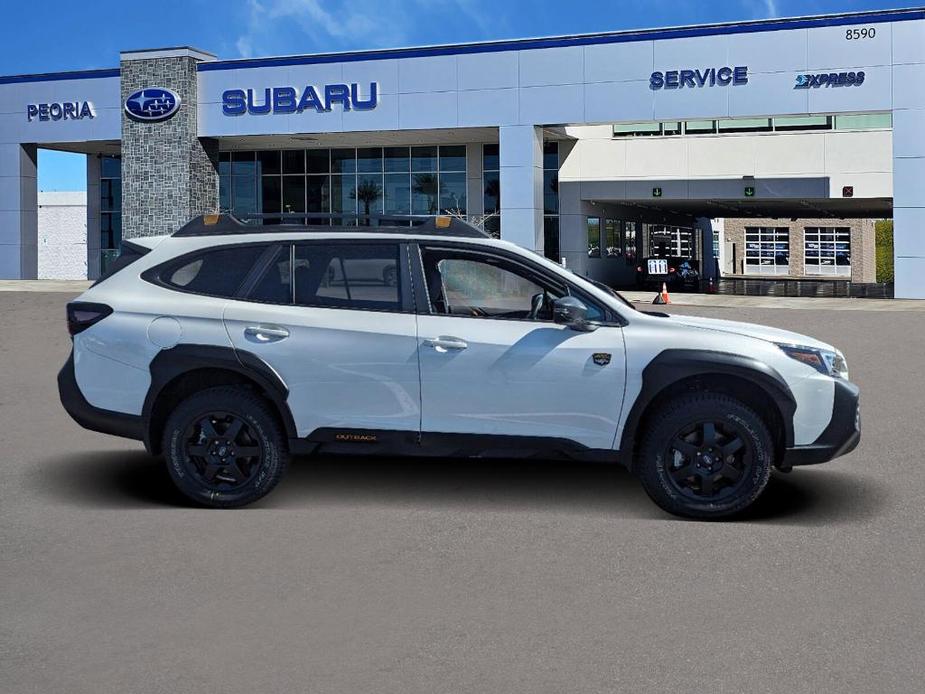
[
  {"xmin": 482, "ymin": 143, "xmax": 501, "ymax": 238},
  {"xmin": 612, "ymin": 112, "xmax": 890, "ymax": 138},
  {"xmin": 221, "ymin": 146, "xmax": 467, "ymax": 224},
  {"xmin": 648, "ymin": 225, "xmax": 696, "ymax": 259},
  {"xmin": 745, "ymin": 227, "xmax": 790, "ymax": 275},
  {"xmin": 99, "ymin": 155, "xmax": 122, "ymax": 275},
  {"xmin": 604, "ymin": 219, "xmax": 620, "ymax": 257},
  {"xmin": 804, "ymin": 227, "xmax": 851, "ymax": 276},
  {"xmin": 542, "ymin": 141, "xmax": 559, "ymax": 261},
  {"xmin": 587, "ymin": 217, "xmax": 601, "ymax": 258}
]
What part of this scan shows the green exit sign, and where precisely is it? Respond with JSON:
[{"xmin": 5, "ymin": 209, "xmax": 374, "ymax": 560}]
[
  {"xmin": 652, "ymin": 187, "xmax": 662, "ymax": 198},
  {"xmin": 744, "ymin": 186, "xmax": 756, "ymax": 197}
]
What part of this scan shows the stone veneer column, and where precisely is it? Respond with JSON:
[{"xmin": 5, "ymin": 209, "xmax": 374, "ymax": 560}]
[{"xmin": 120, "ymin": 48, "xmax": 218, "ymax": 238}]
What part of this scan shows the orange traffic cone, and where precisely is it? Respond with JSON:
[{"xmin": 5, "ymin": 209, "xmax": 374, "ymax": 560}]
[{"xmin": 653, "ymin": 282, "xmax": 671, "ymax": 305}]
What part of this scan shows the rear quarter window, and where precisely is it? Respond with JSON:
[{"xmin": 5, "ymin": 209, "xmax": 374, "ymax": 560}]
[{"xmin": 151, "ymin": 244, "xmax": 269, "ymax": 298}]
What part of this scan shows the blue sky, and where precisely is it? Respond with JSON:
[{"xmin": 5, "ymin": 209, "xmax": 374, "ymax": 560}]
[{"xmin": 2, "ymin": 0, "xmax": 914, "ymax": 191}]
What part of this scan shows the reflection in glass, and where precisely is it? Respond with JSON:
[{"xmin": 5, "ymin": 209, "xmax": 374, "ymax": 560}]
[
  {"xmin": 356, "ymin": 147, "xmax": 383, "ymax": 173},
  {"xmin": 282, "ymin": 176, "xmax": 305, "ymax": 213},
  {"xmin": 543, "ymin": 170, "xmax": 558, "ymax": 214},
  {"xmin": 282, "ymin": 150, "xmax": 304, "ymax": 174},
  {"xmin": 261, "ymin": 176, "xmax": 281, "ymax": 216},
  {"xmin": 233, "ymin": 175, "xmax": 257, "ymax": 214},
  {"xmin": 307, "ymin": 149, "xmax": 329, "ymax": 174},
  {"xmin": 258, "ymin": 150, "xmax": 281, "ymax": 176},
  {"xmin": 384, "ymin": 147, "xmax": 410, "ymax": 173},
  {"xmin": 543, "ymin": 142, "xmax": 558, "ymax": 170},
  {"xmin": 101, "ymin": 155, "xmax": 121, "ymax": 179},
  {"xmin": 411, "ymin": 146, "xmax": 437, "ymax": 172},
  {"xmin": 587, "ymin": 217, "xmax": 601, "ymax": 258},
  {"xmin": 482, "ymin": 144, "xmax": 499, "ymax": 172},
  {"xmin": 219, "ymin": 175, "xmax": 231, "ymax": 211},
  {"xmin": 101, "ymin": 212, "xmax": 122, "ymax": 249},
  {"xmin": 439, "ymin": 145, "xmax": 466, "ymax": 172},
  {"xmin": 384, "ymin": 174, "xmax": 411, "ymax": 215},
  {"xmin": 623, "ymin": 221, "xmax": 638, "ymax": 262},
  {"xmin": 219, "ymin": 146, "xmax": 471, "ymax": 224},
  {"xmin": 412, "ymin": 173, "xmax": 439, "ymax": 214},
  {"xmin": 544, "ymin": 216, "xmax": 559, "ymax": 261},
  {"xmin": 331, "ymin": 148, "xmax": 356, "ymax": 174},
  {"xmin": 354, "ymin": 174, "xmax": 384, "ymax": 220},
  {"xmin": 331, "ymin": 175, "xmax": 357, "ymax": 222},
  {"xmin": 219, "ymin": 152, "xmax": 232, "ymax": 177},
  {"xmin": 605, "ymin": 219, "xmax": 621, "ymax": 257},
  {"xmin": 483, "ymin": 171, "xmax": 500, "ymax": 214},
  {"xmin": 307, "ymin": 176, "xmax": 330, "ymax": 214},
  {"xmin": 439, "ymin": 172, "xmax": 466, "ymax": 214},
  {"xmin": 232, "ymin": 151, "xmax": 257, "ymax": 176}
]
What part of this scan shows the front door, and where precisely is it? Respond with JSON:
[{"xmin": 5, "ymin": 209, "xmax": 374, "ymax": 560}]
[
  {"xmin": 414, "ymin": 245, "xmax": 626, "ymax": 451},
  {"xmin": 223, "ymin": 241, "xmax": 420, "ymax": 438}
]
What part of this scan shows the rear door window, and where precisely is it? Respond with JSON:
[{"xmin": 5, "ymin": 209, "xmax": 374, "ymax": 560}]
[
  {"xmin": 294, "ymin": 243, "xmax": 402, "ymax": 311},
  {"xmin": 242, "ymin": 245, "xmax": 292, "ymax": 304}
]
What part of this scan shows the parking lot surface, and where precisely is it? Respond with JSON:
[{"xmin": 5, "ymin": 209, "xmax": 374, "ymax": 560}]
[{"xmin": 1, "ymin": 291, "xmax": 923, "ymax": 693}]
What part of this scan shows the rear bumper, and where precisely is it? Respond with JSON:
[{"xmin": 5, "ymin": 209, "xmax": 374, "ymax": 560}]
[
  {"xmin": 781, "ymin": 378, "xmax": 860, "ymax": 468},
  {"xmin": 58, "ymin": 351, "xmax": 144, "ymax": 442}
]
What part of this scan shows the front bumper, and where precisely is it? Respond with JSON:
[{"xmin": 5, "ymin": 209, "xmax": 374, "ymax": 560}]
[
  {"xmin": 58, "ymin": 351, "xmax": 145, "ymax": 441},
  {"xmin": 781, "ymin": 378, "xmax": 860, "ymax": 468}
]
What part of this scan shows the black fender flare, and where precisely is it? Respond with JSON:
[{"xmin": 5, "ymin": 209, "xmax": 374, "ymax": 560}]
[
  {"xmin": 619, "ymin": 348, "xmax": 797, "ymax": 458},
  {"xmin": 142, "ymin": 344, "xmax": 297, "ymax": 451}
]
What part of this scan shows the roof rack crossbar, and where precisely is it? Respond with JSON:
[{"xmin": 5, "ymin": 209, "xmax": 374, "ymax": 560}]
[{"xmin": 171, "ymin": 212, "xmax": 493, "ymax": 239}]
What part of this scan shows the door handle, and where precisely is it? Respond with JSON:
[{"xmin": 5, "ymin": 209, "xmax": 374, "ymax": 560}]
[
  {"xmin": 424, "ymin": 336, "xmax": 468, "ymax": 352},
  {"xmin": 244, "ymin": 325, "xmax": 290, "ymax": 343}
]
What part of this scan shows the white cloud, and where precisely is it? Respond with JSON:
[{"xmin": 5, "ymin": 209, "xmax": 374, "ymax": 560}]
[
  {"xmin": 762, "ymin": 0, "xmax": 780, "ymax": 18},
  {"xmin": 233, "ymin": 0, "xmax": 494, "ymax": 58}
]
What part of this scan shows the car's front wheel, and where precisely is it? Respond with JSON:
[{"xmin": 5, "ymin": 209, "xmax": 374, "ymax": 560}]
[
  {"xmin": 637, "ymin": 392, "xmax": 773, "ymax": 519},
  {"xmin": 162, "ymin": 386, "xmax": 289, "ymax": 508}
]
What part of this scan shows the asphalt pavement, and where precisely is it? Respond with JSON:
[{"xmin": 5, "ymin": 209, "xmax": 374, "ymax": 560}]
[{"xmin": 1, "ymin": 291, "xmax": 923, "ymax": 693}]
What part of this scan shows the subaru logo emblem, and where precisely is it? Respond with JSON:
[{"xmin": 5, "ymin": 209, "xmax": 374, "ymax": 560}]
[{"xmin": 124, "ymin": 87, "xmax": 181, "ymax": 122}]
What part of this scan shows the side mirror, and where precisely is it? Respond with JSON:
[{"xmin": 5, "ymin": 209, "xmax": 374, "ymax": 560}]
[{"xmin": 553, "ymin": 296, "xmax": 597, "ymax": 332}]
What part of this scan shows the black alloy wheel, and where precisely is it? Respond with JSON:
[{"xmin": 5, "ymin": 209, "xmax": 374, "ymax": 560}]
[
  {"xmin": 183, "ymin": 412, "xmax": 264, "ymax": 490},
  {"xmin": 162, "ymin": 386, "xmax": 289, "ymax": 508},
  {"xmin": 663, "ymin": 419, "xmax": 751, "ymax": 501},
  {"xmin": 637, "ymin": 392, "xmax": 773, "ymax": 519}
]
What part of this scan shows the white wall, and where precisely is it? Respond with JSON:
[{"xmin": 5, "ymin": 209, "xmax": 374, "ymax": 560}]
[
  {"xmin": 559, "ymin": 127, "xmax": 893, "ymax": 199},
  {"xmin": 38, "ymin": 191, "xmax": 87, "ymax": 279}
]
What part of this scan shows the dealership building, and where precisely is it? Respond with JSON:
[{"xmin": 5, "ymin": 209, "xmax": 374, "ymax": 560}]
[{"xmin": 1, "ymin": 8, "xmax": 924, "ymax": 296}]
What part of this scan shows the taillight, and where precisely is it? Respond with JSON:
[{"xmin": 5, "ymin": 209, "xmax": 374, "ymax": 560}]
[
  {"xmin": 668, "ymin": 266, "xmax": 676, "ymax": 273},
  {"xmin": 67, "ymin": 302, "xmax": 113, "ymax": 336},
  {"xmin": 636, "ymin": 266, "xmax": 643, "ymax": 272}
]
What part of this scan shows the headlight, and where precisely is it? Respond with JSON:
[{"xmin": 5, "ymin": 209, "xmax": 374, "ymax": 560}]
[{"xmin": 776, "ymin": 343, "xmax": 849, "ymax": 379}]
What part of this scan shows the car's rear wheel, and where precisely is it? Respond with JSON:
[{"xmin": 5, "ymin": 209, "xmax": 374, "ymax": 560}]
[
  {"xmin": 162, "ymin": 386, "xmax": 288, "ymax": 508},
  {"xmin": 637, "ymin": 392, "xmax": 773, "ymax": 519}
]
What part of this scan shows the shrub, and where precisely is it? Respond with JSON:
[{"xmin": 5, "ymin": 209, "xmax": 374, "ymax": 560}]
[{"xmin": 875, "ymin": 220, "xmax": 894, "ymax": 283}]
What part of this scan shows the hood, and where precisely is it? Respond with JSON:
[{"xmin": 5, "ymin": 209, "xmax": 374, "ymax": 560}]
[{"xmin": 665, "ymin": 314, "xmax": 835, "ymax": 351}]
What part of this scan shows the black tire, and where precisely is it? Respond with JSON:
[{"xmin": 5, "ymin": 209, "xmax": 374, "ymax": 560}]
[
  {"xmin": 636, "ymin": 392, "xmax": 773, "ymax": 519},
  {"xmin": 162, "ymin": 386, "xmax": 289, "ymax": 508}
]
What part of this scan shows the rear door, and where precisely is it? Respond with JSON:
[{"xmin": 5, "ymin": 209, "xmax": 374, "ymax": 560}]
[{"xmin": 223, "ymin": 240, "xmax": 421, "ymax": 439}]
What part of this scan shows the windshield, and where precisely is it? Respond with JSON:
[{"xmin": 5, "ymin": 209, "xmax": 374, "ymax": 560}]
[{"xmin": 589, "ymin": 279, "xmax": 637, "ymax": 311}]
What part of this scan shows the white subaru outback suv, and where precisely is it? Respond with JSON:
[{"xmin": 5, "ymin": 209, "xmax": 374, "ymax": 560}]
[{"xmin": 58, "ymin": 214, "xmax": 860, "ymax": 518}]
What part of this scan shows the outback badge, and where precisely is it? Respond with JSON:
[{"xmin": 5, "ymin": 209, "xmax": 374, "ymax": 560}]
[{"xmin": 592, "ymin": 352, "xmax": 611, "ymax": 366}]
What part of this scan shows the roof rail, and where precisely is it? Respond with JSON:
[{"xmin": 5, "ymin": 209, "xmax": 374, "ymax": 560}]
[{"xmin": 171, "ymin": 212, "xmax": 493, "ymax": 239}]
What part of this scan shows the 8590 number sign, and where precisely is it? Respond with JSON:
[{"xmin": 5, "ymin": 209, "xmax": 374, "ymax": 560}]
[{"xmin": 846, "ymin": 27, "xmax": 876, "ymax": 40}]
